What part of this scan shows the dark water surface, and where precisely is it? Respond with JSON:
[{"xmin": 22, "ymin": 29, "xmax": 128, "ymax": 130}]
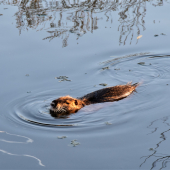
[{"xmin": 1, "ymin": 0, "xmax": 170, "ymax": 169}]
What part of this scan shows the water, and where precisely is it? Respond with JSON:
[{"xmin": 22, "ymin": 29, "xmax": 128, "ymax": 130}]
[{"xmin": 1, "ymin": 0, "xmax": 170, "ymax": 169}]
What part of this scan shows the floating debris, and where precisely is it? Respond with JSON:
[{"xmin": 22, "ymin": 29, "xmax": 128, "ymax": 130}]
[
  {"xmin": 149, "ymin": 148, "xmax": 154, "ymax": 151},
  {"xmin": 137, "ymin": 35, "xmax": 142, "ymax": 39},
  {"xmin": 0, "ymin": 14, "xmax": 3, "ymax": 16},
  {"xmin": 55, "ymin": 76, "xmax": 71, "ymax": 82},
  {"xmin": 25, "ymin": 74, "xmax": 29, "ymax": 76},
  {"xmin": 114, "ymin": 68, "xmax": 120, "ymax": 70},
  {"xmin": 154, "ymin": 34, "xmax": 159, "ymax": 37},
  {"xmin": 4, "ymin": 8, "xmax": 8, "ymax": 9},
  {"xmin": 99, "ymin": 83, "xmax": 107, "ymax": 86},
  {"xmin": 129, "ymin": 70, "xmax": 131, "ymax": 71},
  {"xmin": 105, "ymin": 122, "xmax": 112, "ymax": 125},
  {"xmin": 57, "ymin": 136, "xmax": 67, "ymax": 139},
  {"xmin": 102, "ymin": 67, "xmax": 109, "ymax": 70},
  {"xmin": 27, "ymin": 91, "xmax": 31, "ymax": 93},
  {"xmin": 49, "ymin": 16, "xmax": 52, "ymax": 20},
  {"xmin": 138, "ymin": 62, "xmax": 145, "ymax": 65},
  {"xmin": 69, "ymin": 29, "xmax": 75, "ymax": 33},
  {"xmin": 50, "ymin": 23, "xmax": 56, "ymax": 28},
  {"xmin": 70, "ymin": 140, "xmax": 80, "ymax": 147},
  {"xmin": 167, "ymin": 84, "xmax": 169, "ymax": 85},
  {"xmin": 160, "ymin": 33, "xmax": 166, "ymax": 35}
]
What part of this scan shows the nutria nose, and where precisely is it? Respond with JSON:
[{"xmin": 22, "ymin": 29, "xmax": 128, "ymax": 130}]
[{"xmin": 51, "ymin": 102, "xmax": 56, "ymax": 107}]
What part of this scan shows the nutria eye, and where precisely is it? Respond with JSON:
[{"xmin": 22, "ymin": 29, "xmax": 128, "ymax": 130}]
[
  {"xmin": 75, "ymin": 100, "xmax": 78, "ymax": 105},
  {"xmin": 66, "ymin": 102, "xmax": 69, "ymax": 104}
]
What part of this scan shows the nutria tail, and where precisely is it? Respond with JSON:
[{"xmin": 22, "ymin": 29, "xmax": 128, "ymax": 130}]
[
  {"xmin": 127, "ymin": 81, "xmax": 140, "ymax": 87},
  {"xmin": 132, "ymin": 82, "xmax": 140, "ymax": 87}
]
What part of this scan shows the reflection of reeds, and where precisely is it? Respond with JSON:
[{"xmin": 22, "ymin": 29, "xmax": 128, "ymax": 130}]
[
  {"xmin": 118, "ymin": 0, "xmax": 146, "ymax": 45},
  {"xmin": 140, "ymin": 116, "xmax": 170, "ymax": 170},
  {"xmin": 1, "ymin": 0, "xmax": 165, "ymax": 47}
]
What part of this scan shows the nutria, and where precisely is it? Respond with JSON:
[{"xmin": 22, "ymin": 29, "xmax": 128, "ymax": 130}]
[{"xmin": 50, "ymin": 82, "xmax": 139, "ymax": 117}]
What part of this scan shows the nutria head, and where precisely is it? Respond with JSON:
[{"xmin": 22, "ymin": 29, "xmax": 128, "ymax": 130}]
[{"xmin": 50, "ymin": 96, "xmax": 85, "ymax": 116}]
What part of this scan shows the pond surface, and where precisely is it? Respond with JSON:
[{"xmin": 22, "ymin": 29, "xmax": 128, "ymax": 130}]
[{"xmin": 1, "ymin": 0, "xmax": 170, "ymax": 169}]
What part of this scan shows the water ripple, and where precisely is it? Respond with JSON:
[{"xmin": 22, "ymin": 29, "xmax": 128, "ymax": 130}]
[{"xmin": 5, "ymin": 54, "xmax": 170, "ymax": 132}]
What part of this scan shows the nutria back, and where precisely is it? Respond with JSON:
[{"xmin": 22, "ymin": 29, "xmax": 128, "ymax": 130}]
[{"xmin": 79, "ymin": 82, "xmax": 139, "ymax": 104}]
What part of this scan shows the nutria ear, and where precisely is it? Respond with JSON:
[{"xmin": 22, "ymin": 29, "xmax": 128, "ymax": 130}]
[{"xmin": 75, "ymin": 100, "xmax": 78, "ymax": 105}]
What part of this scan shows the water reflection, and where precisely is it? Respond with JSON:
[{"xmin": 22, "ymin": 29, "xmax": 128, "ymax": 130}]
[
  {"xmin": 0, "ymin": 149, "xmax": 45, "ymax": 166},
  {"xmin": 0, "ymin": 131, "xmax": 44, "ymax": 166},
  {"xmin": 140, "ymin": 116, "xmax": 170, "ymax": 170},
  {"xmin": 0, "ymin": 131, "xmax": 33, "ymax": 143},
  {"xmin": 0, "ymin": 0, "xmax": 165, "ymax": 46}
]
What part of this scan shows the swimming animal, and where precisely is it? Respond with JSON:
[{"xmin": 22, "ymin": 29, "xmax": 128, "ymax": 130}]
[{"xmin": 50, "ymin": 82, "xmax": 139, "ymax": 117}]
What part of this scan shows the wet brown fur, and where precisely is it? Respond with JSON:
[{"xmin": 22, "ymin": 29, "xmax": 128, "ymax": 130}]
[{"xmin": 50, "ymin": 82, "xmax": 139, "ymax": 117}]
